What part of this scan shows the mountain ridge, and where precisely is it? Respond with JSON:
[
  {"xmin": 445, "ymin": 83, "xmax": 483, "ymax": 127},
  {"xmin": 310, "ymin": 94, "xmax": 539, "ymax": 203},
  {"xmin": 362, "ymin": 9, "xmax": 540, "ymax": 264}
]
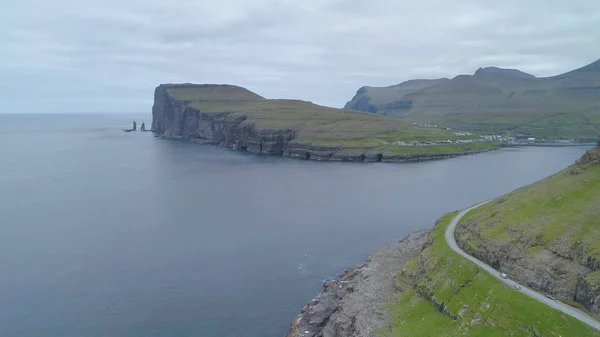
[{"xmin": 345, "ymin": 58, "xmax": 600, "ymax": 138}]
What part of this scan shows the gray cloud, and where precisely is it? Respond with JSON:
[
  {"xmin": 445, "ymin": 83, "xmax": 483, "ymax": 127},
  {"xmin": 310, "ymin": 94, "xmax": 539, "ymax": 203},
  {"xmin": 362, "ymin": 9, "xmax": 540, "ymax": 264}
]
[{"xmin": 1, "ymin": 0, "xmax": 599, "ymax": 113}]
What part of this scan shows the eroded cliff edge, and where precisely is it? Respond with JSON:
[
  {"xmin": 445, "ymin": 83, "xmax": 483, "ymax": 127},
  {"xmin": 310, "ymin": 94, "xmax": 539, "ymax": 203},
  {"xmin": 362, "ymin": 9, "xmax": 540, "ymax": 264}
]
[
  {"xmin": 151, "ymin": 84, "xmax": 498, "ymax": 163},
  {"xmin": 151, "ymin": 84, "xmax": 298, "ymax": 156},
  {"xmin": 455, "ymin": 146, "xmax": 600, "ymax": 318},
  {"xmin": 286, "ymin": 230, "xmax": 428, "ymax": 337}
]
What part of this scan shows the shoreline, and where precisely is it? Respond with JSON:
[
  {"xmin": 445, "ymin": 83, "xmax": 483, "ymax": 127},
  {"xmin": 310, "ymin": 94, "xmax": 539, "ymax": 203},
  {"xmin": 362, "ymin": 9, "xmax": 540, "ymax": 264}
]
[
  {"xmin": 506, "ymin": 142, "xmax": 597, "ymax": 148},
  {"xmin": 156, "ymin": 134, "xmax": 502, "ymax": 163},
  {"xmin": 150, "ymin": 84, "xmax": 502, "ymax": 164},
  {"xmin": 285, "ymin": 230, "xmax": 430, "ymax": 337}
]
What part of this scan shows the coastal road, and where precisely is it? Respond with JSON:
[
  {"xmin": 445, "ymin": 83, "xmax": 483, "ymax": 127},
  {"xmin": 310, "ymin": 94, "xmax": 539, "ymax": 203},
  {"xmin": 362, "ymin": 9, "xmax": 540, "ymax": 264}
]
[{"xmin": 446, "ymin": 202, "xmax": 600, "ymax": 331}]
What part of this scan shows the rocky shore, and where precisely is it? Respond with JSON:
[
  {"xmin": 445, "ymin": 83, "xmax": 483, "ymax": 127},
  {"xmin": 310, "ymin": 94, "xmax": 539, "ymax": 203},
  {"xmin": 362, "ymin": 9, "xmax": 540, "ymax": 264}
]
[
  {"xmin": 285, "ymin": 230, "xmax": 428, "ymax": 337},
  {"xmin": 151, "ymin": 84, "xmax": 498, "ymax": 163}
]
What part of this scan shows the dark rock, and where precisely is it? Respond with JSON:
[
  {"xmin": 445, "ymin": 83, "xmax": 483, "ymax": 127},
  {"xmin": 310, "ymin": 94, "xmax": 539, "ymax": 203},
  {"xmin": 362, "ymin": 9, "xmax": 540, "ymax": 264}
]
[
  {"xmin": 345, "ymin": 92, "xmax": 378, "ymax": 113},
  {"xmin": 286, "ymin": 230, "xmax": 428, "ymax": 337},
  {"xmin": 455, "ymin": 219, "xmax": 600, "ymax": 317},
  {"xmin": 123, "ymin": 121, "xmax": 137, "ymax": 132},
  {"xmin": 151, "ymin": 85, "xmax": 296, "ymax": 154},
  {"xmin": 151, "ymin": 84, "xmax": 498, "ymax": 163}
]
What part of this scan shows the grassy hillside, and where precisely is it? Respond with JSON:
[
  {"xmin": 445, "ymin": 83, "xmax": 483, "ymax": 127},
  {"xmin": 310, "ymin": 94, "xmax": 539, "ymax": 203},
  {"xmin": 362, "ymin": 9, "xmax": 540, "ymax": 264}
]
[
  {"xmin": 454, "ymin": 146, "xmax": 600, "ymax": 315},
  {"xmin": 167, "ymin": 84, "xmax": 265, "ymax": 102},
  {"xmin": 346, "ymin": 59, "xmax": 600, "ymax": 138},
  {"xmin": 344, "ymin": 79, "xmax": 449, "ymax": 112},
  {"xmin": 460, "ymin": 147, "xmax": 600, "ymax": 255},
  {"xmin": 165, "ymin": 85, "xmax": 500, "ymax": 156},
  {"xmin": 387, "ymin": 212, "xmax": 599, "ymax": 337}
]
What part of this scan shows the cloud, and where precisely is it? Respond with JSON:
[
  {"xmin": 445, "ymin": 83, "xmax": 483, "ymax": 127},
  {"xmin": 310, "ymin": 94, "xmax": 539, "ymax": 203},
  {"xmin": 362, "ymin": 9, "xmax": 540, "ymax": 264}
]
[{"xmin": 1, "ymin": 0, "xmax": 599, "ymax": 113}]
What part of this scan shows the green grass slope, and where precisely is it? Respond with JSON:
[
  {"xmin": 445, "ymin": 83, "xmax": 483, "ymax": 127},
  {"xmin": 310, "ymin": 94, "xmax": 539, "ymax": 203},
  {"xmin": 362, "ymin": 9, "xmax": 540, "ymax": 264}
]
[
  {"xmin": 344, "ymin": 79, "xmax": 449, "ymax": 113},
  {"xmin": 346, "ymin": 59, "xmax": 600, "ymax": 138},
  {"xmin": 167, "ymin": 84, "xmax": 265, "ymax": 102},
  {"xmin": 454, "ymin": 146, "xmax": 600, "ymax": 316},
  {"xmin": 386, "ymin": 212, "xmax": 599, "ymax": 337},
  {"xmin": 166, "ymin": 85, "xmax": 500, "ymax": 156}
]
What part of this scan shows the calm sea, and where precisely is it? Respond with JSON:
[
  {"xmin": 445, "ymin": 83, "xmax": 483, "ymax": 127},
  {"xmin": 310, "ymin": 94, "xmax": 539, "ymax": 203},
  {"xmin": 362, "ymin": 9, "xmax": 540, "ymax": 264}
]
[{"xmin": 0, "ymin": 113, "xmax": 592, "ymax": 337}]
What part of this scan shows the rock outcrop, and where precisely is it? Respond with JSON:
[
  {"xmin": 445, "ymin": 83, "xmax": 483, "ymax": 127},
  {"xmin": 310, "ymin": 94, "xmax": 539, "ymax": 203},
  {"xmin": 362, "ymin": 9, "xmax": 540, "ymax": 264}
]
[
  {"xmin": 152, "ymin": 84, "xmax": 295, "ymax": 153},
  {"xmin": 285, "ymin": 230, "xmax": 428, "ymax": 337},
  {"xmin": 344, "ymin": 87, "xmax": 378, "ymax": 113},
  {"xmin": 123, "ymin": 121, "xmax": 137, "ymax": 132},
  {"xmin": 455, "ymin": 146, "xmax": 600, "ymax": 317},
  {"xmin": 455, "ymin": 224, "xmax": 594, "ymax": 307},
  {"xmin": 151, "ymin": 84, "xmax": 495, "ymax": 162}
]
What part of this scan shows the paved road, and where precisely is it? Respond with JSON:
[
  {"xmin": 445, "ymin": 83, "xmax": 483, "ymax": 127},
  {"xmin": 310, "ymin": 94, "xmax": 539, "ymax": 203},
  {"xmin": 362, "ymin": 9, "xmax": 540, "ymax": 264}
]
[{"xmin": 446, "ymin": 202, "xmax": 600, "ymax": 331}]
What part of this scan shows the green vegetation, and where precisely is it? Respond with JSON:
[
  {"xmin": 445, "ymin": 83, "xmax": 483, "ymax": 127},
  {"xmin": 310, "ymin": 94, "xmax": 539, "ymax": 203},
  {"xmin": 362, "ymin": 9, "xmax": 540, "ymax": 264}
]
[
  {"xmin": 167, "ymin": 85, "xmax": 500, "ymax": 156},
  {"xmin": 167, "ymin": 85, "xmax": 265, "ymax": 102},
  {"xmin": 345, "ymin": 79, "xmax": 449, "ymax": 107},
  {"xmin": 460, "ymin": 147, "xmax": 600, "ymax": 260},
  {"xmin": 346, "ymin": 59, "xmax": 600, "ymax": 139},
  {"xmin": 450, "ymin": 146, "xmax": 600, "ymax": 323},
  {"xmin": 559, "ymin": 298, "xmax": 594, "ymax": 316},
  {"xmin": 385, "ymin": 212, "xmax": 600, "ymax": 337}
]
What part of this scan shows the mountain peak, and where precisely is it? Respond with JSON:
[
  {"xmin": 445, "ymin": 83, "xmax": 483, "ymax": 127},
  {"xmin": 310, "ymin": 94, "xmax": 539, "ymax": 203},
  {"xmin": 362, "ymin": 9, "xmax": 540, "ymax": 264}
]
[
  {"xmin": 473, "ymin": 67, "xmax": 536, "ymax": 80},
  {"xmin": 572, "ymin": 58, "xmax": 600, "ymax": 73}
]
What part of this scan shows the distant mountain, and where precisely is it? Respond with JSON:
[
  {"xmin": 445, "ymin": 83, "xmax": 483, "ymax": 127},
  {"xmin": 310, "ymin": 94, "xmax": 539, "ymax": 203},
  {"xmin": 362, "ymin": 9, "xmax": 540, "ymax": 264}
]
[
  {"xmin": 345, "ymin": 58, "xmax": 600, "ymax": 138},
  {"xmin": 344, "ymin": 79, "xmax": 450, "ymax": 113},
  {"xmin": 472, "ymin": 66, "xmax": 536, "ymax": 80}
]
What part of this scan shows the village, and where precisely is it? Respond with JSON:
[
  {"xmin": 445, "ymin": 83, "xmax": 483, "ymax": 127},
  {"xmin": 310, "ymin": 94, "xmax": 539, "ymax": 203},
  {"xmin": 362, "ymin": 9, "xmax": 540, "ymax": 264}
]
[{"xmin": 396, "ymin": 133, "xmax": 515, "ymax": 147}]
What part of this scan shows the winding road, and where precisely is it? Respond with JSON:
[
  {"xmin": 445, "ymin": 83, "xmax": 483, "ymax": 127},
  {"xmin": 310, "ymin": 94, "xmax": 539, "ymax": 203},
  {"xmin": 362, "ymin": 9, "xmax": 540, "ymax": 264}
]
[{"xmin": 446, "ymin": 202, "xmax": 600, "ymax": 331}]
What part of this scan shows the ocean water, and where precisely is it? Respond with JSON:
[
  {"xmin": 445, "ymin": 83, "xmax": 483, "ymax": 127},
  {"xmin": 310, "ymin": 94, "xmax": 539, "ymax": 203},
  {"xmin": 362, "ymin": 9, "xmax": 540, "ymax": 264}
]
[{"xmin": 0, "ymin": 113, "xmax": 592, "ymax": 337}]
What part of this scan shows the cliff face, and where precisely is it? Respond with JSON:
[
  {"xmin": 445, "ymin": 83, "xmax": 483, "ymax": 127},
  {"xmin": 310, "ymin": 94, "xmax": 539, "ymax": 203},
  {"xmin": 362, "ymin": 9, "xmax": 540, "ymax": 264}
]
[
  {"xmin": 152, "ymin": 84, "xmax": 296, "ymax": 155},
  {"xmin": 455, "ymin": 146, "xmax": 600, "ymax": 317},
  {"xmin": 286, "ymin": 230, "xmax": 428, "ymax": 337},
  {"xmin": 343, "ymin": 87, "xmax": 378, "ymax": 113},
  {"xmin": 152, "ymin": 84, "xmax": 493, "ymax": 163},
  {"xmin": 455, "ymin": 223, "xmax": 596, "ymax": 311},
  {"xmin": 343, "ymin": 79, "xmax": 448, "ymax": 114}
]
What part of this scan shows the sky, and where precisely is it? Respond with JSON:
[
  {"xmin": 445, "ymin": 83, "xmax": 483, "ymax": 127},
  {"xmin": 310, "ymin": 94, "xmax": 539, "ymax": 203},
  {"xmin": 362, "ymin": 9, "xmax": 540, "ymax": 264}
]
[{"xmin": 1, "ymin": 0, "xmax": 599, "ymax": 113}]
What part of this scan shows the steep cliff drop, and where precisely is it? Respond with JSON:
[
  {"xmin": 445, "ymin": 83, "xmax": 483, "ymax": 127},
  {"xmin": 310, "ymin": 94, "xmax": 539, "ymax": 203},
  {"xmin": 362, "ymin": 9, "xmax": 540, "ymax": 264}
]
[
  {"xmin": 151, "ymin": 83, "xmax": 298, "ymax": 157},
  {"xmin": 151, "ymin": 83, "xmax": 499, "ymax": 162},
  {"xmin": 455, "ymin": 144, "xmax": 600, "ymax": 318}
]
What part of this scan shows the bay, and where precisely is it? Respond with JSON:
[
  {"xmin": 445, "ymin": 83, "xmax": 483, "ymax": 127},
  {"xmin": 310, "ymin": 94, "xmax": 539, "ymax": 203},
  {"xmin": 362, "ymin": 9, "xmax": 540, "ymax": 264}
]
[{"xmin": 0, "ymin": 113, "xmax": 591, "ymax": 337}]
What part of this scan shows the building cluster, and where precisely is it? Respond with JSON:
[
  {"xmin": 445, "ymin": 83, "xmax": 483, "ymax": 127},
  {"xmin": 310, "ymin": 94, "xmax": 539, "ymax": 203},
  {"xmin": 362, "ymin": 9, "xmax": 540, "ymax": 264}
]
[
  {"xmin": 412, "ymin": 122, "xmax": 438, "ymax": 128},
  {"xmin": 396, "ymin": 134, "xmax": 515, "ymax": 147}
]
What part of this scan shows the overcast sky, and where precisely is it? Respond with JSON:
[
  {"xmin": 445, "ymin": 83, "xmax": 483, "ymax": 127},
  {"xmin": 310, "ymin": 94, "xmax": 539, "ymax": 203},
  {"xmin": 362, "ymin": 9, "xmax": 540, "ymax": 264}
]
[{"xmin": 1, "ymin": 0, "xmax": 599, "ymax": 113}]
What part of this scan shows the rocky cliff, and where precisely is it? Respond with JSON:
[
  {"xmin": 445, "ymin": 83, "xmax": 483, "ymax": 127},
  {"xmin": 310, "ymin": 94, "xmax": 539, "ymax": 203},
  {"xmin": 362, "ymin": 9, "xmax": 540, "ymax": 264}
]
[
  {"xmin": 286, "ymin": 230, "xmax": 428, "ymax": 337},
  {"xmin": 151, "ymin": 84, "xmax": 296, "ymax": 155},
  {"xmin": 151, "ymin": 84, "xmax": 496, "ymax": 162},
  {"xmin": 455, "ymin": 145, "xmax": 600, "ymax": 317}
]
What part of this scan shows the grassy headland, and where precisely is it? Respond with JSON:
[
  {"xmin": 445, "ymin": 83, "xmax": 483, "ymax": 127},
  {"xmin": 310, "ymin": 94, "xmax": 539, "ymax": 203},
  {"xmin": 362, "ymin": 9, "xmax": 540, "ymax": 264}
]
[{"xmin": 165, "ymin": 85, "xmax": 500, "ymax": 157}]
